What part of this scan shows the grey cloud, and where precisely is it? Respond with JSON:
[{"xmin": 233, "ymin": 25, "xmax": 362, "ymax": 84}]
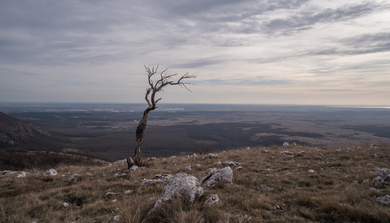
[
  {"xmin": 170, "ymin": 58, "xmax": 223, "ymax": 69},
  {"xmin": 310, "ymin": 32, "xmax": 390, "ymax": 56},
  {"xmin": 261, "ymin": 2, "xmax": 388, "ymax": 36},
  {"xmin": 196, "ymin": 76, "xmax": 292, "ymax": 86}
]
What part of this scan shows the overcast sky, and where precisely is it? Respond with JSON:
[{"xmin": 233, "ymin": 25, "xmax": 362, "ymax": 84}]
[{"xmin": 1, "ymin": 0, "xmax": 389, "ymax": 105}]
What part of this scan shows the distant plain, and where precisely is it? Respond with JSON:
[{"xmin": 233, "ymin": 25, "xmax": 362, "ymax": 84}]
[{"xmin": 1, "ymin": 103, "xmax": 389, "ymax": 161}]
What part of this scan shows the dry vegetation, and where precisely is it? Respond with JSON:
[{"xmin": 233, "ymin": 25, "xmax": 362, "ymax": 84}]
[{"xmin": 1, "ymin": 143, "xmax": 390, "ymax": 223}]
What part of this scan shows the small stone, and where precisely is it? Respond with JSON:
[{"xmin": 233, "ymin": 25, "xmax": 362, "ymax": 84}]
[
  {"xmin": 112, "ymin": 199, "xmax": 117, "ymax": 202},
  {"xmin": 372, "ymin": 176, "xmax": 383, "ymax": 186},
  {"xmin": 213, "ymin": 161, "xmax": 222, "ymax": 166},
  {"xmin": 105, "ymin": 192, "xmax": 117, "ymax": 196},
  {"xmin": 366, "ymin": 163, "xmax": 373, "ymax": 166},
  {"xmin": 44, "ymin": 169, "xmax": 57, "ymax": 176},
  {"xmin": 65, "ymin": 173, "xmax": 80, "ymax": 182},
  {"xmin": 375, "ymin": 168, "xmax": 390, "ymax": 176},
  {"xmin": 16, "ymin": 171, "xmax": 27, "ymax": 178},
  {"xmin": 197, "ymin": 164, "xmax": 201, "ymax": 167},
  {"xmin": 85, "ymin": 173, "xmax": 92, "ymax": 176},
  {"xmin": 376, "ymin": 195, "xmax": 390, "ymax": 206},
  {"xmin": 112, "ymin": 159, "xmax": 127, "ymax": 166},
  {"xmin": 246, "ymin": 147, "xmax": 250, "ymax": 150},
  {"xmin": 124, "ymin": 190, "xmax": 133, "ymax": 195},
  {"xmin": 362, "ymin": 179, "xmax": 369, "ymax": 184},
  {"xmin": 63, "ymin": 202, "xmax": 69, "ymax": 207},
  {"xmin": 170, "ymin": 156, "xmax": 176, "ymax": 159},
  {"xmin": 190, "ymin": 153, "xmax": 198, "ymax": 158},
  {"xmin": 185, "ymin": 165, "xmax": 192, "ymax": 171},
  {"xmin": 280, "ymin": 151, "xmax": 293, "ymax": 155},
  {"xmin": 222, "ymin": 161, "xmax": 240, "ymax": 166},
  {"xmin": 235, "ymin": 166, "xmax": 243, "ymax": 170},
  {"xmin": 208, "ymin": 153, "xmax": 218, "ymax": 158},
  {"xmin": 113, "ymin": 215, "xmax": 122, "ymax": 221},
  {"xmin": 129, "ymin": 165, "xmax": 138, "ymax": 172},
  {"xmin": 256, "ymin": 185, "xmax": 273, "ymax": 191},
  {"xmin": 308, "ymin": 169, "xmax": 315, "ymax": 173},
  {"xmin": 204, "ymin": 194, "xmax": 219, "ymax": 206},
  {"xmin": 283, "ymin": 142, "xmax": 289, "ymax": 147}
]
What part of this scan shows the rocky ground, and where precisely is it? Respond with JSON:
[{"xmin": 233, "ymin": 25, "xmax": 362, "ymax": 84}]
[{"xmin": 1, "ymin": 143, "xmax": 390, "ymax": 222}]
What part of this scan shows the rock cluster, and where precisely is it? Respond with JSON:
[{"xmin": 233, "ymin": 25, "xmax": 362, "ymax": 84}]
[{"xmin": 149, "ymin": 173, "xmax": 203, "ymax": 213}]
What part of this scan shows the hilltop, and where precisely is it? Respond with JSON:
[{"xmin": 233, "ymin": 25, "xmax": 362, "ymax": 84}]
[{"xmin": 1, "ymin": 143, "xmax": 390, "ymax": 222}]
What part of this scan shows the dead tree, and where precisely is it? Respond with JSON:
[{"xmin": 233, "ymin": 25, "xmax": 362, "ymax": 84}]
[{"xmin": 127, "ymin": 66, "xmax": 196, "ymax": 168}]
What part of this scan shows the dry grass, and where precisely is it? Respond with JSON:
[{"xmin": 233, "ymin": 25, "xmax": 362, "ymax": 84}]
[{"xmin": 1, "ymin": 144, "xmax": 390, "ymax": 222}]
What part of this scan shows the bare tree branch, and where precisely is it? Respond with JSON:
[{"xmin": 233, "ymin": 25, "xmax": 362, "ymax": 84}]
[{"xmin": 128, "ymin": 65, "xmax": 196, "ymax": 167}]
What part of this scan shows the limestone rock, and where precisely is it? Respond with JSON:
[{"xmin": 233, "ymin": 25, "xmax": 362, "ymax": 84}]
[
  {"xmin": 281, "ymin": 151, "xmax": 293, "ymax": 155},
  {"xmin": 283, "ymin": 142, "xmax": 289, "ymax": 147},
  {"xmin": 129, "ymin": 165, "xmax": 138, "ymax": 172},
  {"xmin": 112, "ymin": 159, "xmax": 127, "ymax": 166},
  {"xmin": 376, "ymin": 195, "xmax": 390, "ymax": 206},
  {"xmin": 149, "ymin": 173, "xmax": 203, "ymax": 213},
  {"xmin": 124, "ymin": 190, "xmax": 133, "ymax": 195},
  {"xmin": 375, "ymin": 168, "xmax": 390, "ymax": 176},
  {"xmin": 372, "ymin": 176, "xmax": 383, "ymax": 186},
  {"xmin": 44, "ymin": 169, "xmax": 57, "ymax": 176},
  {"xmin": 190, "ymin": 153, "xmax": 198, "ymax": 158},
  {"xmin": 385, "ymin": 174, "xmax": 390, "ymax": 185},
  {"xmin": 185, "ymin": 165, "xmax": 192, "ymax": 171},
  {"xmin": 140, "ymin": 178, "xmax": 165, "ymax": 186},
  {"xmin": 255, "ymin": 185, "xmax": 274, "ymax": 191},
  {"xmin": 66, "ymin": 173, "xmax": 80, "ymax": 182},
  {"xmin": 204, "ymin": 194, "xmax": 219, "ymax": 206},
  {"xmin": 213, "ymin": 161, "xmax": 222, "ymax": 166},
  {"xmin": 308, "ymin": 169, "xmax": 315, "ymax": 173},
  {"xmin": 236, "ymin": 166, "xmax": 243, "ymax": 170},
  {"xmin": 208, "ymin": 153, "xmax": 218, "ymax": 158},
  {"xmin": 16, "ymin": 171, "xmax": 27, "ymax": 178},
  {"xmin": 222, "ymin": 161, "xmax": 240, "ymax": 166},
  {"xmin": 0, "ymin": 170, "xmax": 18, "ymax": 176},
  {"xmin": 113, "ymin": 215, "xmax": 122, "ymax": 221},
  {"xmin": 200, "ymin": 166, "xmax": 233, "ymax": 187},
  {"xmin": 141, "ymin": 174, "xmax": 173, "ymax": 186}
]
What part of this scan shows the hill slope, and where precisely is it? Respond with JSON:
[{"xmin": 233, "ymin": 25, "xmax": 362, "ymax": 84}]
[
  {"xmin": 1, "ymin": 143, "xmax": 390, "ymax": 222},
  {"xmin": 0, "ymin": 111, "xmax": 72, "ymax": 149}
]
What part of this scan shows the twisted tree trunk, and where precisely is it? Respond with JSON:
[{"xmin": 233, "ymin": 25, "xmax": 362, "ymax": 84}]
[{"xmin": 127, "ymin": 65, "xmax": 196, "ymax": 168}]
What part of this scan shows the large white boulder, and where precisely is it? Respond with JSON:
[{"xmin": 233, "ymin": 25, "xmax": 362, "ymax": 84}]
[
  {"xmin": 200, "ymin": 166, "xmax": 233, "ymax": 187},
  {"xmin": 149, "ymin": 173, "xmax": 203, "ymax": 213}
]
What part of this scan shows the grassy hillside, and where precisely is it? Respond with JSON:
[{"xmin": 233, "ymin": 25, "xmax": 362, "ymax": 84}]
[{"xmin": 1, "ymin": 143, "xmax": 390, "ymax": 222}]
